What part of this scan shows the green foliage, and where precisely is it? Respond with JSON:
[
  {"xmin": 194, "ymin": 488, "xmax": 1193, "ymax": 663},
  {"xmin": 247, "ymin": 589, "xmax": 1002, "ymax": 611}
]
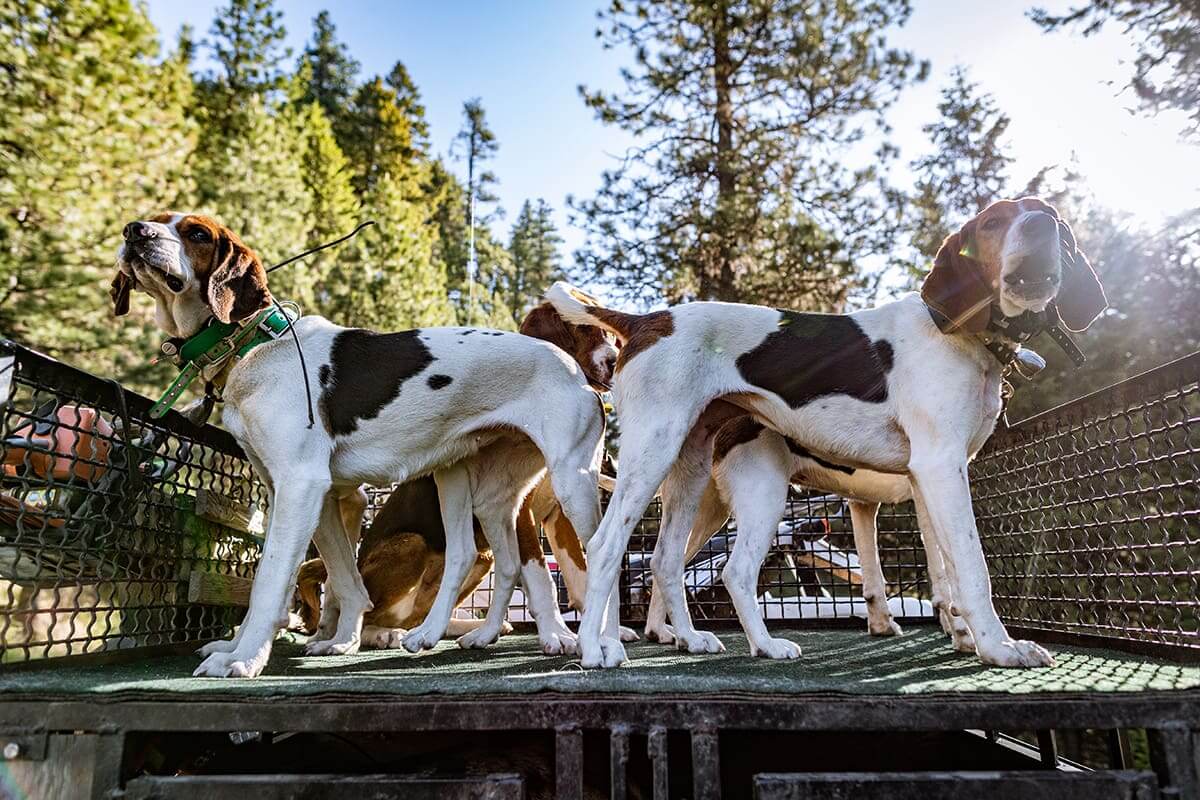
[
  {"xmin": 505, "ymin": 199, "xmax": 564, "ymax": 317},
  {"xmin": 0, "ymin": 0, "xmax": 194, "ymax": 390},
  {"xmin": 385, "ymin": 61, "xmax": 429, "ymax": 148},
  {"xmin": 909, "ymin": 67, "xmax": 1014, "ymax": 263},
  {"xmin": 571, "ymin": 0, "xmax": 927, "ymax": 309},
  {"xmin": 1031, "ymin": 1, "xmax": 1200, "ymax": 140},
  {"xmin": 296, "ymin": 10, "xmax": 359, "ymax": 123}
]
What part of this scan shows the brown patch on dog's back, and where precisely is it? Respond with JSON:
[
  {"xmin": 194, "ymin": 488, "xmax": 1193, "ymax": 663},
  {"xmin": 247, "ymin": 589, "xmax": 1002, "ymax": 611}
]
[
  {"xmin": 712, "ymin": 416, "xmax": 765, "ymax": 463},
  {"xmin": 588, "ymin": 307, "xmax": 674, "ymax": 370}
]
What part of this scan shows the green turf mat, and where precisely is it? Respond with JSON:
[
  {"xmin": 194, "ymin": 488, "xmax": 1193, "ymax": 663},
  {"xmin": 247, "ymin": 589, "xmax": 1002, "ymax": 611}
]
[{"xmin": 1, "ymin": 627, "xmax": 1196, "ymax": 700}]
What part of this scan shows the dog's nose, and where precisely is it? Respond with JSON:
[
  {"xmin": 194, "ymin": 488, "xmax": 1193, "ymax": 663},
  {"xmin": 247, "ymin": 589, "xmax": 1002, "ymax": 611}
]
[
  {"xmin": 1022, "ymin": 211, "xmax": 1057, "ymax": 242},
  {"xmin": 123, "ymin": 222, "xmax": 156, "ymax": 243}
]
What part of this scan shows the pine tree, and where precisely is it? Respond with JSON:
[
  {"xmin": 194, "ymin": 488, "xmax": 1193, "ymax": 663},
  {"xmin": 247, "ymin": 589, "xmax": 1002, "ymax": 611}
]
[
  {"xmin": 325, "ymin": 78, "xmax": 450, "ymax": 329},
  {"xmin": 451, "ymin": 99, "xmax": 505, "ymax": 325},
  {"xmin": 1032, "ymin": 2, "xmax": 1200, "ymax": 140},
  {"xmin": 571, "ymin": 0, "xmax": 926, "ymax": 309},
  {"xmin": 202, "ymin": 0, "xmax": 289, "ymax": 108},
  {"xmin": 909, "ymin": 67, "xmax": 1014, "ymax": 262},
  {"xmin": 190, "ymin": 0, "xmax": 311, "ymax": 301},
  {"xmin": 506, "ymin": 200, "xmax": 564, "ymax": 317},
  {"xmin": 385, "ymin": 61, "xmax": 430, "ymax": 148},
  {"xmin": 296, "ymin": 10, "xmax": 360, "ymax": 123},
  {"xmin": 0, "ymin": 0, "xmax": 194, "ymax": 388},
  {"xmin": 297, "ymin": 100, "xmax": 359, "ymax": 319}
]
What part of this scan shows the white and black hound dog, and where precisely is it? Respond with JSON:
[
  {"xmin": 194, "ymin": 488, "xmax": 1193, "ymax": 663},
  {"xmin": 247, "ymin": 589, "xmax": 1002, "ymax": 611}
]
[
  {"xmin": 546, "ymin": 197, "xmax": 1107, "ymax": 669},
  {"xmin": 112, "ymin": 213, "xmax": 614, "ymax": 677},
  {"xmin": 641, "ymin": 416, "xmax": 977, "ymax": 658}
]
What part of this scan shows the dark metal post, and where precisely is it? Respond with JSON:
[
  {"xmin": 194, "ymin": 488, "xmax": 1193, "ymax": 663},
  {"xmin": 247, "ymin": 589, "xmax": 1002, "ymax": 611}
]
[
  {"xmin": 609, "ymin": 725, "xmax": 630, "ymax": 800},
  {"xmin": 1147, "ymin": 726, "xmax": 1198, "ymax": 799},
  {"xmin": 691, "ymin": 726, "xmax": 720, "ymax": 800},
  {"xmin": 556, "ymin": 725, "xmax": 583, "ymax": 800},
  {"xmin": 1036, "ymin": 729, "xmax": 1058, "ymax": 768},
  {"xmin": 648, "ymin": 726, "xmax": 669, "ymax": 800}
]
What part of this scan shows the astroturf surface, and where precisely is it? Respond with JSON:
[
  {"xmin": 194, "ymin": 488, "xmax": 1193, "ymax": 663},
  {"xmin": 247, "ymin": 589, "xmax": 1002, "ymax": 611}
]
[{"xmin": 1, "ymin": 627, "xmax": 1196, "ymax": 700}]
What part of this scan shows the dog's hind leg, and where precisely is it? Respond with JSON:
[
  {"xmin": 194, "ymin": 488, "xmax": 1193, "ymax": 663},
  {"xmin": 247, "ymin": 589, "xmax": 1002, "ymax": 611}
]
[
  {"xmin": 403, "ymin": 463, "xmax": 477, "ymax": 652},
  {"xmin": 305, "ymin": 494, "xmax": 372, "ymax": 656},
  {"xmin": 310, "ymin": 485, "xmax": 369, "ymax": 642},
  {"xmin": 716, "ymin": 433, "xmax": 797, "ymax": 658},
  {"xmin": 456, "ymin": 503, "xmax": 523, "ymax": 650},
  {"xmin": 514, "ymin": 495, "xmax": 578, "ymax": 655},
  {"xmin": 644, "ymin": 476, "xmax": 728, "ymax": 645},
  {"xmin": 848, "ymin": 501, "xmax": 902, "ymax": 637},
  {"xmin": 914, "ymin": 495, "xmax": 974, "ymax": 652}
]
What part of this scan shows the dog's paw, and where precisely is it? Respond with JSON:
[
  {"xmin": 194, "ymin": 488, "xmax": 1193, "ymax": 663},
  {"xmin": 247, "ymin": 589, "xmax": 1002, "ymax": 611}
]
[
  {"xmin": 618, "ymin": 625, "xmax": 640, "ymax": 643},
  {"xmin": 197, "ymin": 638, "xmax": 236, "ymax": 657},
  {"xmin": 750, "ymin": 636, "xmax": 802, "ymax": 660},
  {"xmin": 867, "ymin": 617, "xmax": 903, "ymax": 637},
  {"xmin": 539, "ymin": 630, "xmax": 579, "ymax": 656},
  {"xmin": 581, "ymin": 636, "xmax": 627, "ymax": 669},
  {"xmin": 305, "ymin": 634, "xmax": 360, "ymax": 657},
  {"xmin": 402, "ymin": 624, "xmax": 443, "ymax": 653},
  {"xmin": 676, "ymin": 629, "xmax": 725, "ymax": 655},
  {"xmin": 951, "ymin": 627, "xmax": 976, "ymax": 653},
  {"xmin": 363, "ymin": 627, "xmax": 408, "ymax": 649},
  {"xmin": 980, "ymin": 639, "xmax": 1055, "ymax": 668},
  {"xmin": 643, "ymin": 620, "xmax": 676, "ymax": 645},
  {"xmin": 456, "ymin": 625, "xmax": 502, "ymax": 650},
  {"xmin": 499, "ymin": 620, "xmax": 514, "ymax": 636},
  {"xmin": 193, "ymin": 649, "xmax": 267, "ymax": 679}
]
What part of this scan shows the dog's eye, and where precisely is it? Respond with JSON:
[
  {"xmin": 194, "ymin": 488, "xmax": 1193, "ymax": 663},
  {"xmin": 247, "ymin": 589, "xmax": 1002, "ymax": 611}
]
[{"xmin": 187, "ymin": 228, "xmax": 211, "ymax": 243}]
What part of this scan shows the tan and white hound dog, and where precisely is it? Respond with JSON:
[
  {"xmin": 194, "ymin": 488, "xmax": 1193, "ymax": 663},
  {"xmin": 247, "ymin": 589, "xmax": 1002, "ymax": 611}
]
[
  {"xmin": 546, "ymin": 198, "xmax": 1107, "ymax": 669},
  {"xmin": 112, "ymin": 213, "xmax": 614, "ymax": 677}
]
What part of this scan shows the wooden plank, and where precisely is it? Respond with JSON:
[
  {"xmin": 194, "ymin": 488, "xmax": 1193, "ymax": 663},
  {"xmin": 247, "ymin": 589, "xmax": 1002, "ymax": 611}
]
[
  {"xmin": 195, "ymin": 488, "xmax": 264, "ymax": 534},
  {"xmin": 124, "ymin": 774, "xmax": 525, "ymax": 799},
  {"xmin": 753, "ymin": 771, "xmax": 1159, "ymax": 800},
  {"xmin": 188, "ymin": 570, "xmax": 253, "ymax": 607},
  {"xmin": 3, "ymin": 734, "xmax": 98, "ymax": 800}
]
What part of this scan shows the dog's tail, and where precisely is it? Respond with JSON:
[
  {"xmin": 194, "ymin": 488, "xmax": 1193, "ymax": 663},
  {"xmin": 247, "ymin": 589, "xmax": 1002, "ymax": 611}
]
[
  {"xmin": 544, "ymin": 281, "xmax": 641, "ymax": 343},
  {"xmin": 294, "ymin": 557, "xmax": 328, "ymax": 634}
]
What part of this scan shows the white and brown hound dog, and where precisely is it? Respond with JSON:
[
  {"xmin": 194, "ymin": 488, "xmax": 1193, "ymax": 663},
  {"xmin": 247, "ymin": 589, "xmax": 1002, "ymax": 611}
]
[
  {"xmin": 546, "ymin": 197, "xmax": 1107, "ymax": 669},
  {"xmin": 112, "ymin": 213, "xmax": 614, "ymax": 677}
]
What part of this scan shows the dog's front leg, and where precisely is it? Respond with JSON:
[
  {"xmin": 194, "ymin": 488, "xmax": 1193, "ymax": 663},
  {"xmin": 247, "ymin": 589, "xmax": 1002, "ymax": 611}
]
[
  {"xmin": 194, "ymin": 471, "xmax": 330, "ymax": 678},
  {"xmin": 310, "ymin": 485, "xmax": 370, "ymax": 643},
  {"xmin": 403, "ymin": 463, "xmax": 476, "ymax": 652},
  {"xmin": 908, "ymin": 454, "xmax": 1053, "ymax": 667}
]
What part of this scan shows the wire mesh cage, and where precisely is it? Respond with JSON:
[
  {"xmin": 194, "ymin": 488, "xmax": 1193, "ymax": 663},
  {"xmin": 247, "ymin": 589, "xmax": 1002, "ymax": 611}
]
[
  {"xmin": 973, "ymin": 351, "xmax": 1200, "ymax": 656},
  {"xmin": 0, "ymin": 340, "xmax": 264, "ymax": 663},
  {"xmin": 1, "ymin": 336, "xmax": 1197, "ymax": 666}
]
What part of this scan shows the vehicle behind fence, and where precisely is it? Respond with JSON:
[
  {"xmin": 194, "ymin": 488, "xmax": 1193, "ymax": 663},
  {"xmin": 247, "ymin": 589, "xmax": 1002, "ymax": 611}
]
[{"xmin": 1, "ymin": 337, "xmax": 1197, "ymax": 663}]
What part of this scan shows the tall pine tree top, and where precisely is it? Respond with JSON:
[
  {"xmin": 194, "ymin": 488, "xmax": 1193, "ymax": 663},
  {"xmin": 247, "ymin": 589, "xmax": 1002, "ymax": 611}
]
[{"xmin": 297, "ymin": 10, "xmax": 360, "ymax": 121}]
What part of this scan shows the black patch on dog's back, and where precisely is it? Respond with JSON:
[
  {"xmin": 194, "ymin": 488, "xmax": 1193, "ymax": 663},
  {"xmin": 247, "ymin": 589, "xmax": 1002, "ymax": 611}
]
[
  {"xmin": 319, "ymin": 329, "xmax": 435, "ymax": 436},
  {"xmin": 784, "ymin": 438, "xmax": 856, "ymax": 475},
  {"xmin": 736, "ymin": 312, "xmax": 894, "ymax": 408},
  {"xmin": 427, "ymin": 374, "xmax": 453, "ymax": 390}
]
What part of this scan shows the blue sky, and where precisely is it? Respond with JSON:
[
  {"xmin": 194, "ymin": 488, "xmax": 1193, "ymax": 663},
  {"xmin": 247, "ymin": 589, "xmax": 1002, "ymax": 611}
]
[{"xmin": 146, "ymin": 0, "xmax": 1199, "ymax": 275}]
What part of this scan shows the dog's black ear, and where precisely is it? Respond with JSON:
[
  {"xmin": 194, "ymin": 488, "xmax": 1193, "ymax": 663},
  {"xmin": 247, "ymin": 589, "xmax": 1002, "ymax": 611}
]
[
  {"xmin": 920, "ymin": 224, "xmax": 993, "ymax": 334},
  {"xmin": 208, "ymin": 228, "xmax": 271, "ymax": 324},
  {"xmin": 110, "ymin": 270, "xmax": 133, "ymax": 317},
  {"xmin": 1053, "ymin": 217, "xmax": 1107, "ymax": 332}
]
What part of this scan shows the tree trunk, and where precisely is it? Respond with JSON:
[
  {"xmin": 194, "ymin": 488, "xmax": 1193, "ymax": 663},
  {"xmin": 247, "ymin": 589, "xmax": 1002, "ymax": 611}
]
[{"xmin": 712, "ymin": 0, "xmax": 737, "ymax": 302}]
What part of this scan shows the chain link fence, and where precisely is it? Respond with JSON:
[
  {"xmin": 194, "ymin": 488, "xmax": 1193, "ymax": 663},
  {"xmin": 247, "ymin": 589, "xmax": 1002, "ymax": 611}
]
[{"xmin": 1, "ymin": 338, "xmax": 1196, "ymax": 663}]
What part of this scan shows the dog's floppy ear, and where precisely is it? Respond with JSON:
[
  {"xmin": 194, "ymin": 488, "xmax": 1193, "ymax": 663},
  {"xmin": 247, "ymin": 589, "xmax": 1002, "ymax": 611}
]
[
  {"xmin": 208, "ymin": 228, "xmax": 270, "ymax": 324},
  {"xmin": 1052, "ymin": 217, "xmax": 1106, "ymax": 332},
  {"xmin": 920, "ymin": 223, "xmax": 994, "ymax": 334},
  {"xmin": 519, "ymin": 302, "xmax": 576, "ymax": 353},
  {"xmin": 110, "ymin": 270, "xmax": 133, "ymax": 317}
]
